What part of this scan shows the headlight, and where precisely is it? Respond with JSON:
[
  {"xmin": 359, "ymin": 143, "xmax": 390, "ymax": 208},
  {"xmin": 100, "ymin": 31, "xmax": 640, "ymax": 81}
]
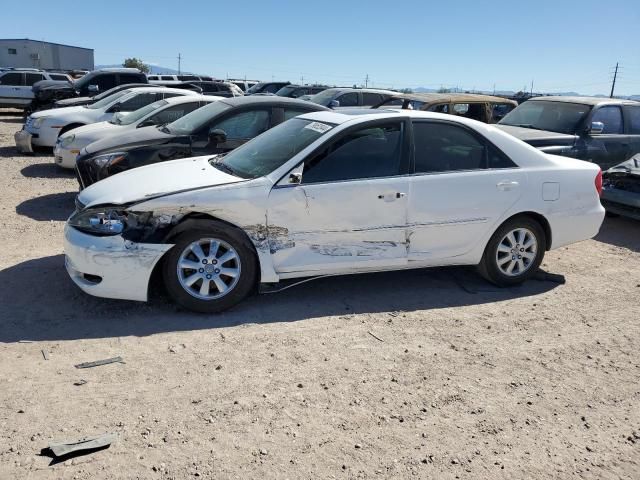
[
  {"xmin": 59, "ymin": 134, "xmax": 75, "ymax": 148},
  {"xmin": 32, "ymin": 117, "xmax": 45, "ymax": 129},
  {"xmin": 91, "ymin": 152, "xmax": 127, "ymax": 169},
  {"xmin": 68, "ymin": 207, "xmax": 126, "ymax": 236}
]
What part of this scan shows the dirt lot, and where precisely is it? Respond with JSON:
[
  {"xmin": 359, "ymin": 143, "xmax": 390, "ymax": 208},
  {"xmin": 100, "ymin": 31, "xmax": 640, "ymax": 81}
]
[{"xmin": 0, "ymin": 108, "xmax": 638, "ymax": 480}]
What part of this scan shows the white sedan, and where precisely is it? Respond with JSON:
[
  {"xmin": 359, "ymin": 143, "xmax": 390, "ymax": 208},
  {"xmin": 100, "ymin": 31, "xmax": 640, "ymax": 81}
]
[
  {"xmin": 15, "ymin": 86, "xmax": 198, "ymax": 153},
  {"xmin": 53, "ymin": 95, "xmax": 222, "ymax": 168},
  {"xmin": 64, "ymin": 110, "xmax": 605, "ymax": 312}
]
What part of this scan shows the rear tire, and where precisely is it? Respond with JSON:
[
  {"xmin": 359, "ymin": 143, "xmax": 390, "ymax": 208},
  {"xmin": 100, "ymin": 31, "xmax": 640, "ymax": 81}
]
[
  {"xmin": 478, "ymin": 216, "xmax": 546, "ymax": 287},
  {"xmin": 162, "ymin": 225, "xmax": 257, "ymax": 313}
]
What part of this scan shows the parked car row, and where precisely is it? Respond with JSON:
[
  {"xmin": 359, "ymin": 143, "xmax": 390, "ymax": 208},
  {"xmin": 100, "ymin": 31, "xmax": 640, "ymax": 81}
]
[{"xmin": 4, "ymin": 79, "xmax": 637, "ymax": 312}]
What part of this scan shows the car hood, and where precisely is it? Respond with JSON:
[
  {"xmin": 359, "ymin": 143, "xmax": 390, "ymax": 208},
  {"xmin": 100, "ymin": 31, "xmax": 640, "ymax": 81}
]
[
  {"xmin": 31, "ymin": 105, "xmax": 87, "ymax": 119},
  {"xmin": 77, "ymin": 155, "xmax": 243, "ymax": 208},
  {"xmin": 495, "ymin": 124, "xmax": 578, "ymax": 145},
  {"xmin": 32, "ymin": 79, "xmax": 73, "ymax": 93},
  {"xmin": 55, "ymin": 96, "xmax": 92, "ymax": 107},
  {"xmin": 61, "ymin": 121, "xmax": 121, "ymax": 142},
  {"xmin": 83, "ymin": 125, "xmax": 171, "ymax": 155}
]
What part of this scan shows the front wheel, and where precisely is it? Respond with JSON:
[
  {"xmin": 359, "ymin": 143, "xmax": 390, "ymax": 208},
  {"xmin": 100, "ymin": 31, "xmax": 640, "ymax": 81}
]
[
  {"xmin": 478, "ymin": 217, "xmax": 546, "ymax": 286},
  {"xmin": 162, "ymin": 226, "xmax": 257, "ymax": 313}
]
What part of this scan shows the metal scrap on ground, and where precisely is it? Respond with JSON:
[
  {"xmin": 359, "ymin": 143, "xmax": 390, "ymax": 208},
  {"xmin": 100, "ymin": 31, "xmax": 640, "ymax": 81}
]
[
  {"xmin": 48, "ymin": 433, "xmax": 116, "ymax": 457},
  {"xmin": 74, "ymin": 356, "xmax": 124, "ymax": 369}
]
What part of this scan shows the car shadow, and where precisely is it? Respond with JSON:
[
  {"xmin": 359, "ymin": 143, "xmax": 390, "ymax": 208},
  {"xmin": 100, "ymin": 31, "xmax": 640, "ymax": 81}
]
[
  {"xmin": 0, "ymin": 145, "xmax": 19, "ymax": 158},
  {"xmin": 0, "ymin": 254, "xmax": 560, "ymax": 343},
  {"xmin": 15, "ymin": 191, "xmax": 76, "ymax": 221},
  {"xmin": 594, "ymin": 216, "xmax": 640, "ymax": 253},
  {"xmin": 21, "ymin": 162, "xmax": 76, "ymax": 179}
]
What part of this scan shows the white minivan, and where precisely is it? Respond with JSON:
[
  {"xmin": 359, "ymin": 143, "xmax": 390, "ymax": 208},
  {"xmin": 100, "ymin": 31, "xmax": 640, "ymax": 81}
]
[{"xmin": 0, "ymin": 69, "xmax": 71, "ymax": 108}]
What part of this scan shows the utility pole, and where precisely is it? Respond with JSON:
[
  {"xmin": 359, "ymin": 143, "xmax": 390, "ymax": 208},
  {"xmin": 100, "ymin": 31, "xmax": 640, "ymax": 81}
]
[
  {"xmin": 530, "ymin": 79, "xmax": 534, "ymax": 96},
  {"xmin": 178, "ymin": 53, "xmax": 181, "ymax": 74},
  {"xmin": 610, "ymin": 62, "xmax": 619, "ymax": 98},
  {"xmin": 493, "ymin": 83, "xmax": 496, "ymax": 95},
  {"xmin": 365, "ymin": 74, "xmax": 369, "ymax": 88},
  {"xmin": 301, "ymin": 75, "xmax": 304, "ymax": 85}
]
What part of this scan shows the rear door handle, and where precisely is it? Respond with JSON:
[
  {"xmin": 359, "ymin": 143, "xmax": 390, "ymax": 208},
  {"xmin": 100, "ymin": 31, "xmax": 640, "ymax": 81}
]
[
  {"xmin": 497, "ymin": 181, "xmax": 519, "ymax": 191},
  {"xmin": 377, "ymin": 192, "xmax": 406, "ymax": 201}
]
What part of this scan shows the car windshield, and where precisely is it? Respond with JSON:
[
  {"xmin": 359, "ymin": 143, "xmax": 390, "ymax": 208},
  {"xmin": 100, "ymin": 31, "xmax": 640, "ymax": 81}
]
[
  {"xmin": 214, "ymin": 118, "xmax": 334, "ymax": 179},
  {"xmin": 115, "ymin": 99, "xmax": 168, "ymax": 125},
  {"xmin": 499, "ymin": 100, "xmax": 592, "ymax": 134},
  {"xmin": 86, "ymin": 89, "xmax": 131, "ymax": 110},
  {"xmin": 165, "ymin": 101, "xmax": 232, "ymax": 135},
  {"xmin": 308, "ymin": 89, "xmax": 340, "ymax": 106}
]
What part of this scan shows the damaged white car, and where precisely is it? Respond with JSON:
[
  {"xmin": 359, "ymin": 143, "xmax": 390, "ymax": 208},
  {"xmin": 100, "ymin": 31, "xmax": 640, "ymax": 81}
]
[{"xmin": 64, "ymin": 110, "xmax": 605, "ymax": 312}]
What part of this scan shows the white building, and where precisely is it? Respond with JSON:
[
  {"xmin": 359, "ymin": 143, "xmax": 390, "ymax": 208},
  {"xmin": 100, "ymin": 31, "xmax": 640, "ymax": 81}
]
[{"xmin": 0, "ymin": 39, "xmax": 94, "ymax": 70}]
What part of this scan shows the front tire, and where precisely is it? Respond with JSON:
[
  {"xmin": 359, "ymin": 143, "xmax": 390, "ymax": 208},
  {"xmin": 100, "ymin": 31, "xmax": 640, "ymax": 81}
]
[
  {"xmin": 162, "ymin": 226, "xmax": 257, "ymax": 313},
  {"xmin": 478, "ymin": 216, "xmax": 546, "ymax": 287}
]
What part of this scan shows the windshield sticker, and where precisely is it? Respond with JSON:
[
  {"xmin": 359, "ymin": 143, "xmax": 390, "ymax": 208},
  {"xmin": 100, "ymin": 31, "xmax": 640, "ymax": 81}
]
[{"xmin": 304, "ymin": 122, "xmax": 332, "ymax": 134}]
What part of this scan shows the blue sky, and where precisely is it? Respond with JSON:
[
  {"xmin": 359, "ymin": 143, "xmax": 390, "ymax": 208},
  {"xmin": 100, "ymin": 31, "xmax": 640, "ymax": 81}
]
[{"xmin": 3, "ymin": 0, "xmax": 639, "ymax": 95}]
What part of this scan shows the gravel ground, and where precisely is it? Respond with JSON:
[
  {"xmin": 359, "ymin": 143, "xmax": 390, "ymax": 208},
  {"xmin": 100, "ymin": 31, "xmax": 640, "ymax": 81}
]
[{"xmin": 0, "ymin": 108, "xmax": 639, "ymax": 479}]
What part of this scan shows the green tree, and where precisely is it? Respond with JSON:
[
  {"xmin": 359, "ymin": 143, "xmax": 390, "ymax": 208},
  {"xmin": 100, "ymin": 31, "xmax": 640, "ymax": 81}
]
[{"xmin": 122, "ymin": 58, "xmax": 150, "ymax": 73}]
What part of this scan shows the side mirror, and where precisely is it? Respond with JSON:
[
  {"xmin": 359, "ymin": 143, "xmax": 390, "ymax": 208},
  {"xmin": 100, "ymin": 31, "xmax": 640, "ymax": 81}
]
[
  {"xmin": 589, "ymin": 121, "xmax": 604, "ymax": 135},
  {"xmin": 87, "ymin": 84, "xmax": 99, "ymax": 93},
  {"xmin": 289, "ymin": 172, "xmax": 302, "ymax": 184},
  {"xmin": 208, "ymin": 128, "xmax": 227, "ymax": 146},
  {"xmin": 329, "ymin": 99, "xmax": 340, "ymax": 109},
  {"xmin": 109, "ymin": 103, "xmax": 121, "ymax": 113}
]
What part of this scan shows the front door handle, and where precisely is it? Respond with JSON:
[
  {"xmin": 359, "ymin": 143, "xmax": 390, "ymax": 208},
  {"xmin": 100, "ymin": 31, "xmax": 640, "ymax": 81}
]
[
  {"xmin": 377, "ymin": 192, "xmax": 406, "ymax": 202},
  {"xmin": 497, "ymin": 181, "xmax": 519, "ymax": 191}
]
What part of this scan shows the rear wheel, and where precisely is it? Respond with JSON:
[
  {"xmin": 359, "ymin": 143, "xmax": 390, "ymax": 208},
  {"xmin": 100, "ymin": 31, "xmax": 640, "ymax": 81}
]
[
  {"xmin": 478, "ymin": 216, "xmax": 546, "ymax": 286},
  {"xmin": 162, "ymin": 226, "xmax": 257, "ymax": 313}
]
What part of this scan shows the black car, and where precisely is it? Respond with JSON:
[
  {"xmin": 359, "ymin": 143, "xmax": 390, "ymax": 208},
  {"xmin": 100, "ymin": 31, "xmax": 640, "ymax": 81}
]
[
  {"xmin": 497, "ymin": 96, "xmax": 640, "ymax": 171},
  {"xmin": 29, "ymin": 68, "xmax": 148, "ymax": 112},
  {"xmin": 245, "ymin": 81, "xmax": 291, "ymax": 95},
  {"xmin": 53, "ymin": 83, "xmax": 150, "ymax": 108},
  {"xmin": 75, "ymin": 96, "xmax": 329, "ymax": 188},
  {"xmin": 275, "ymin": 84, "xmax": 329, "ymax": 98},
  {"xmin": 182, "ymin": 81, "xmax": 238, "ymax": 98}
]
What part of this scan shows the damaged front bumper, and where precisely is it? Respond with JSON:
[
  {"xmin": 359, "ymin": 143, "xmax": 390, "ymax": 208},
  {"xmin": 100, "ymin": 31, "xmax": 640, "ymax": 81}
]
[
  {"xmin": 602, "ymin": 157, "xmax": 640, "ymax": 221},
  {"xmin": 64, "ymin": 223, "xmax": 173, "ymax": 302}
]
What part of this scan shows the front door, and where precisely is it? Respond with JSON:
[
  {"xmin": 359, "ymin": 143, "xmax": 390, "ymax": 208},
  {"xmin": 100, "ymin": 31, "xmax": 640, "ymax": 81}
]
[
  {"xmin": 267, "ymin": 119, "xmax": 411, "ymax": 274},
  {"xmin": 583, "ymin": 105, "xmax": 630, "ymax": 170}
]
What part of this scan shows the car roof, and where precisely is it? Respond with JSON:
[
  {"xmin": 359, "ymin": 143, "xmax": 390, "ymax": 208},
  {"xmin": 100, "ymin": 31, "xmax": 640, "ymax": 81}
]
[
  {"xmin": 163, "ymin": 95, "xmax": 220, "ymax": 105},
  {"xmin": 298, "ymin": 108, "xmax": 499, "ymax": 126},
  {"xmin": 322, "ymin": 87, "xmax": 398, "ymax": 95},
  {"xmin": 385, "ymin": 92, "xmax": 518, "ymax": 105},
  {"xmin": 126, "ymin": 86, "xmax": 198, "ymax": 95},
  {"xmin": 217, "ymin": 96, "xmax": 331, "ymax": 110},
  {"xmin": 530, "ymin": 96, "xmax": 640, "ymax": 106}
]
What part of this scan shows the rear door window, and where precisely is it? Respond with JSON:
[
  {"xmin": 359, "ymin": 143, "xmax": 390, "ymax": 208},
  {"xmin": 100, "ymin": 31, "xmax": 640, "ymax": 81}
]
[
  {"xmin": 119, "ymin": 73, "xmax": 143, "ymax": 84},
  {"xmin": 412, "ymin": 121, "xmax": 516, "ymax": 172},
  {"xmin": 284, "ymin": 108, "xmax": 314, "ymax": 121},
  {"xmin": 24, "ymin": 73, "xmax": 45, "ymax": 86},
  {"xmin": 362, "ymin": 93, "xmax": 384, "ymax": 106}
]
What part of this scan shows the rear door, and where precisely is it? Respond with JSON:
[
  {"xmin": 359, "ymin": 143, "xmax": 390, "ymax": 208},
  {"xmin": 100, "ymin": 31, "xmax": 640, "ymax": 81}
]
[{"xmin": 407, "ymin": 120, "xmax": 525, "ymax": 262}]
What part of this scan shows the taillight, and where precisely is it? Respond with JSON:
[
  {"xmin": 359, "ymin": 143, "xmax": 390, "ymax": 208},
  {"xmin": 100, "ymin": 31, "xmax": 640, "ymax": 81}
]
[{"xmin": 595, "ymin": 169, "xmax": 603, "ymax": 196}]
